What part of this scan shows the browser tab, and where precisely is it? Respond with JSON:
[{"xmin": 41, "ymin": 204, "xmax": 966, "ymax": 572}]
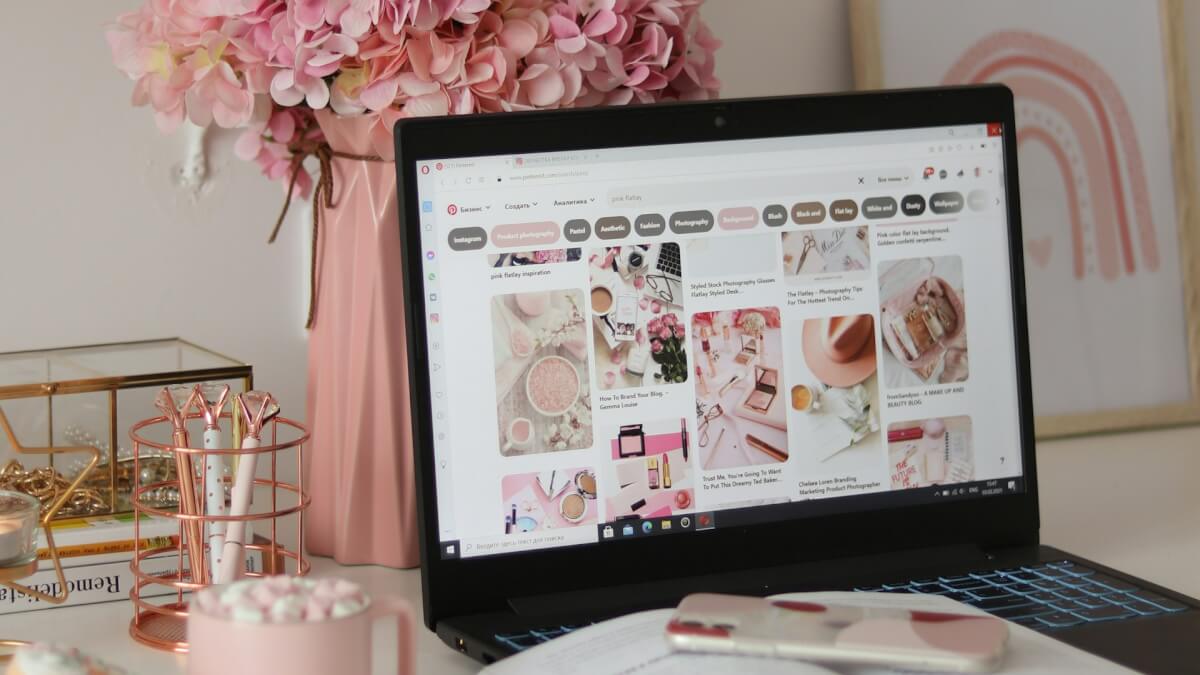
[
  {"xmin": 595, "ymin": 216, "xmax": 632, "ymax": 240},
  {"xmin": 669, "ymin": 210, "xmax": 714, "ymax": 235},
  {"xmin": 634, "ymin": 213, "xmax": 666, "ymax": 237}
]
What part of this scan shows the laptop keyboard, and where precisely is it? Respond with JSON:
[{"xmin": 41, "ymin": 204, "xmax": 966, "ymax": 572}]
[
  {"xmin": 492, "ymin": 561, "xmax": 1189, "ymax": 653},
  {"xmin": 855, "ymin": 560, "xmax": 1188, "ymax": 631},
  {"xmin": 655, "ymin": 242, "xmax": 682, "ymax": 277},
  {"xmin": 494, "ymin": 623, "xmax": 590, "ymax": 652}
]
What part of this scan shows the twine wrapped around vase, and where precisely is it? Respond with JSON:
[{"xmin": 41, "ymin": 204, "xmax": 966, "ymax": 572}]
[{"xmin": 267, "ymin": 129, "xmax": 386, "ymax": 329}]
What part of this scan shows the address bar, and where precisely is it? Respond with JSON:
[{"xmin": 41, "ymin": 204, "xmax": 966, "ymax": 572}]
[{"xmin": 606, "ymin": 168, "xmax": 913, "ymax": 209}]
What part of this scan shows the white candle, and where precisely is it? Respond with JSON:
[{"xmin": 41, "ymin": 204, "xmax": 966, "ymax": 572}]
[{"xmin": 0, "ymin": 491, "xmax": 39, "ymax": 567}]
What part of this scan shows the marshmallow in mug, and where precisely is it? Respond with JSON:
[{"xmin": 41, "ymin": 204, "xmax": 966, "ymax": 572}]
[
  {"xmin": 7, "ymin": 643, "xmax": 124, "ymax": 675},
  {"xmin": 192, "ymin": 576, "xmax": 369, "ymax": 625}
]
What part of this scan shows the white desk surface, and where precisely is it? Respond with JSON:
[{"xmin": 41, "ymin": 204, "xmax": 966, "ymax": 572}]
[{"xmin": 2, "ymin": 425, "xmax": 1196, "ymax": 674}]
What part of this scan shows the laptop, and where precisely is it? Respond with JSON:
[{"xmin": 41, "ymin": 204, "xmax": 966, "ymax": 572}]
[{"xmin": 395, "ymin": 86, "xmax": 1200, "ymax": 673}]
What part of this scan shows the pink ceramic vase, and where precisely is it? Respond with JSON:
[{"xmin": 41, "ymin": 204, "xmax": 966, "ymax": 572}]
[{"xmin": 304, "ymin": 110, "xmax": 418, "ymax": 568}]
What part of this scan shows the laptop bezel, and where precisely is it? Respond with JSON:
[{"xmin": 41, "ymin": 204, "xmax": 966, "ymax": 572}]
[{"xmin": 395, "ymin": 85, "xmax": 1038, "ymax": 629}]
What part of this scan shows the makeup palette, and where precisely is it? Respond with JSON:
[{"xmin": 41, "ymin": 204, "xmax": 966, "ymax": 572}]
[
  {"xmin": 617, "ymin": 424, "xmax": 646, "ymax": 458},
  {"xmin": 559, "ymin": 492, "xmax": 587, "ymax": 522},
  {"xmin": 574, "ymin": 469, "xmax": 597, "ymax": 498},
  {"xmin": 734, "ymin": 334, "xmax": 758, "ymax": 365},
  {"xmin": 741, "ymin": 366, "xmax": 779, "ymax": 413},
  {"xmin": 734, "ymin": 366, "xmax": 787, "ymax": 431}
]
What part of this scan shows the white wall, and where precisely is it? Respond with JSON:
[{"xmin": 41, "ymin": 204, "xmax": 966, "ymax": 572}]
[
  {"xmin": 0, "ymin": 3, "xmax": 310, "ymax": 415},
  {"xmin": 707, "ymin": 0, "xmax": 854, "ymax": 97},
  {"xmin": 0, "ymin": 2, "xmax": 850, "ymax": 418}
]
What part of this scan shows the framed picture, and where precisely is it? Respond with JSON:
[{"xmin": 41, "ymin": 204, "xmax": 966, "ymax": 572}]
[{"xmin": 850, "ymin": 0, "xmax": 1200, "ymax": 438}]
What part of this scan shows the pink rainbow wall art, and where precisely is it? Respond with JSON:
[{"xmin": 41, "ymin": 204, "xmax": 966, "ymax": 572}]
[{"xmin": 944, "ymin": 31, "xmax": 1160, "ymax": 282}]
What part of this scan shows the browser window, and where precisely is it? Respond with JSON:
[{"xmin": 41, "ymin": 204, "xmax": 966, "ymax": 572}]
[{"xmin": 415, "ymin": 124, "xmax": 1024, "ymax": 560}]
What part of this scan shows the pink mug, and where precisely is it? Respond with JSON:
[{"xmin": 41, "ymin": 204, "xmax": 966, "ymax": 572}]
[{"xmin": 187, "ymin": 593, "xmax": 414, "ymax": 675}]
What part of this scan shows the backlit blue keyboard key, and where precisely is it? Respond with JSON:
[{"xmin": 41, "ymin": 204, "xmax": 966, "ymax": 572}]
[
  {"xmin": 1128, "ymin": 592, "xmax": 1188, "ymax": 612},
  {"xmin": 851, "ymin": 563, "xmax": 1189, "ymax": 634},
  {"xmin": 1037, "ymin": 612, "xmax": 1084, "ymax": 628}
]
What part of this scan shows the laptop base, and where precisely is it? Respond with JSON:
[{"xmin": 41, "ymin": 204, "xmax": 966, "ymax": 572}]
[{"xmin": 439, "ymin": 544, "xmax": 1198, "ymax": 673}]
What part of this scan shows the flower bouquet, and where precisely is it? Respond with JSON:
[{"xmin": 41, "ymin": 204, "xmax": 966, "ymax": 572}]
[
  {"xmin": 647, "ymin": 312, "xmax": 688, "ymax": 384},
  {"xmin": 107, "ymin": 0, "xmax": 721, "ymax": 195}
]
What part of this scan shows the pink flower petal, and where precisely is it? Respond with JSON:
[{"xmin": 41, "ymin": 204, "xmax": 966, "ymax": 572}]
[
  {"xmin": 360, "ymin": 76, "xmax": 400, "ymax": 111},
  {"xmin": 268, "ymin": 112, "xmax": 295, "ymax": 143},
  {"xmin": 548, "ymin": 14, "xmax": 581, "ymax": 40},
  {"xmin": 499, "ymin": 19, "xmax": 539, "ymax": 58},
  {"xmin": 304, "ymin": 79, "xmax": 330, "ymax": 109},
  {"xmin": 583, "ymin": 10, "xmax": 618, "ymax": 38},
  {"xmin": 270, "ymin": 71, "xmax": 304, "ymax": 106},
  {"xmin": 234, "ymin": 130, "xmax": 263, "ymax": 161},
  {"xmin": 403, "ymin": 90, "xmax": 450, "ymax": 117},
  {"xmin": 556, "ymin": 34, "xmax": 588, "ymax": 55},
  {"xmin": 340, "ymin": 8, "xmax": 372, "ymax": 38},
  {"xmin": 561, "ymin": 64, "xmax": 582, "ymax": 104},
  {"xmin": 625, "ymin": 64, "xmax": 650, "ymax": 87},
  {"xmin": 524, "ymin": 70, "xmax": 565, "ymax": 107}
]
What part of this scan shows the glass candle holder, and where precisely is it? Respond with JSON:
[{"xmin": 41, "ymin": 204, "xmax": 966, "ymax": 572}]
[{"xmin": 0, "ymin": 490, "xmax": 39, "ymax": 567}]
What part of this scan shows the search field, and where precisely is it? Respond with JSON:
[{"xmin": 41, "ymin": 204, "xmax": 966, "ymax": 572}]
[{"xmin": 606, "ymin": 168, "xmax": 913, "ymax": 209}]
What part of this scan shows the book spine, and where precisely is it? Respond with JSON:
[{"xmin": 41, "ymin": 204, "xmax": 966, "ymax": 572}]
[
  {"xmin": 37, "ymin": 536, "xmax": 180, "ymax": 563},
  {"xmin": 43, "ymin": 516, "xmax": 181, "ymax": 549},
  {"xmin": 0, "ymin": 550, "xmax": 265, "ymax": 615}
]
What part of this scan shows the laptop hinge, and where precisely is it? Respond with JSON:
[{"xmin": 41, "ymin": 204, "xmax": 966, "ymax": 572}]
[{"xmin": 508, "ymin": 544, "xmax": 988, "ymax": 619}]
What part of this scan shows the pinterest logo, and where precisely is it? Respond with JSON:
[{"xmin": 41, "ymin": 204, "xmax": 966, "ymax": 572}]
[{"xmin": 447, "ymin": 204, "xmax": 458, "ymax": 215}]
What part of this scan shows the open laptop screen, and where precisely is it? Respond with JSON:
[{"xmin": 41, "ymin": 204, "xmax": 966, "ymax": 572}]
[{"xmin": 414, "ymin": 123, "xmax": 1024, "ymax": 560}]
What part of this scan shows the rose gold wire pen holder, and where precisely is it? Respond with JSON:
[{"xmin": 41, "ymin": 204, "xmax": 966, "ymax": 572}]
[{"xmin": 128, "ymin": 412, "xmax": 311, "ymax": 653}]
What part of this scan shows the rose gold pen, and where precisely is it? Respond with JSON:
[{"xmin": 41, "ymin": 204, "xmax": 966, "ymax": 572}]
[
  {"xmin": 155, "ymin": 385, "xmax": 205, "ymax": 584},
  {"xmin": 218, "ymin": 391, "xmax": 279, "ymax": 583},
  {"xmin": 194, "ymin": 383, "xmax": 231, "ymax": 580}
]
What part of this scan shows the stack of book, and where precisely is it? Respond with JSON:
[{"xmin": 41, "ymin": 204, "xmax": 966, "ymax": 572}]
[{"xmin": 2, "ymin": 513, "xmax": 269, "ymax": 614}]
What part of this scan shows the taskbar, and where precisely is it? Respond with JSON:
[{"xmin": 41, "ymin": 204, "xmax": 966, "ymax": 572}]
[
  {"xmin": 593, "ymin": 475, "xmax": 1025, "ymax": 543},
  {"xmin": 440, "ymin": 476, "xmax": 1025, "ymax": 559}
]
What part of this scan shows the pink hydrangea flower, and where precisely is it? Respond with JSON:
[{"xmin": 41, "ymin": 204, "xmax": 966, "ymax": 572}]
[
  {"xmin": 185, "ymin": 34, "xmax": 256, "ymax": 127},
  {"xmin": 108, "ymin": 0, "xmax": 721, "ymax": 190}
]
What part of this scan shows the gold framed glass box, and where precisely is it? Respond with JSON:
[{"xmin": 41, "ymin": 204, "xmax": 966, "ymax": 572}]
[{"xmin": 0, "ymin": 339, "xmax": 251, "ymax": 519}]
